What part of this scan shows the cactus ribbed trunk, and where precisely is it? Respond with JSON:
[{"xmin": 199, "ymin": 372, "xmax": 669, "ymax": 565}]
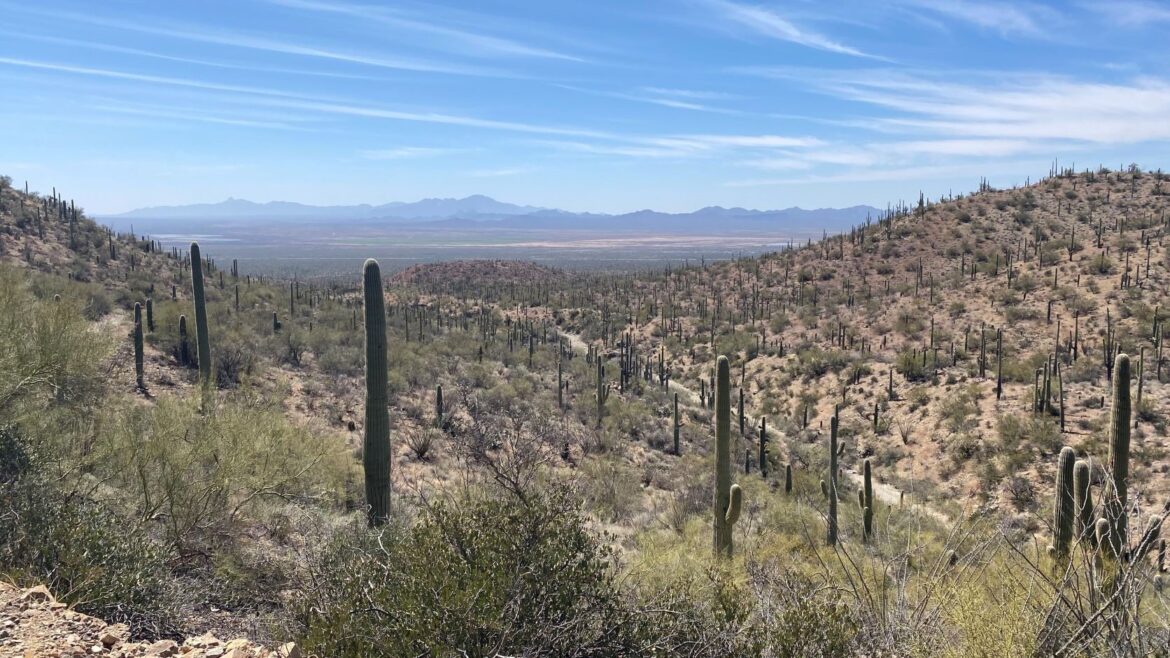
[
  {"xmin": 363, "ymin": 259, "xmax": 391, "ymax": 526},
  {"xmin": 178, "ymin": 315, "xmax": 191, "ymax": 368},
  {"xmin": 1073, "ymin": 459, "xmax": 1094, "ymax": 546},
  {"xmin": 133, "ymin": 302, "xmax": 144, "ymax": 390},
  {"xmin": 784, "ymin": 463, "xmax": 792, "ymax": 494},
  {"xmin": 1052, "ymin": 447, "xmax": 1075, "ymax": 559},
  {"xmin": 827, "ymin": 410, "xmax": 839, "ymax": 546},
  {"xmin": 1106, "ymin": 353, "xmax": 1131, "ymax": 556},
  {"xmin": 713, "ymin": 355, "xmax": 742, "ymax": 558},
  {"xmin": 673, "ymin": 392, "xmax": 680, "ymax": 455},
  {"xmin": 759, "ymin": 416, "xmax": 767, "ymax": 479},
  {"xmin": 190, "ymin": 243, "xmax": 212, "ymax": 388},
  {"xmin": 862, "ymin": 457, "xmax": 874, "ymax": 541}
]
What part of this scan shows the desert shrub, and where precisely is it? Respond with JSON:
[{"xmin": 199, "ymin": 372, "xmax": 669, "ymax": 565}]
[
  {"xmin": 896, "ymin": 349, "xmax": 928, "ymax": 382},
  {"xmin": 292, "ymin": 488, "xmax": 642, "ymax": 657},
  {"xmin": 92, "ymin": 396, "xmax": 353, "ymax": 552},
  {"xmin": 579, "ymin": 456, "xmax": 643, "ymax": 522},
  {"xmin": 0, "ymin": 426, "xmax": 178, "ymax": 638}
]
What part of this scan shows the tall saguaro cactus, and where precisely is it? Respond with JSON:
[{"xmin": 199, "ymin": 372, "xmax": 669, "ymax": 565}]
[
  {"xmin": 1105, "ymin": 353, "xmax": 1131, "ymax": 556},
  {"xmin": 1073, "ymin": 459, "xmax": 1094, "ymax": 546},
  {"xmin": 827, "ymin": 409, "xmax": 839, "ymax": 546},
  {"xmin": 133, "ymin": 302, "xmax": 145, "ymax": 391},
  {"xmin": 713, "ymin": 355, "xmax": 743, "ymax": 559},
  {"xmin": 1052, "ymin": 446, "xmax": 1075, "ymax": 559},
  {"xmin": 673, "ymin": 392, "xmax": 680, "ymax": 455},
  {"xmin": 363, "ymin": 259, "xmax": 391, "ymax": 526},
  {"xmin": 861, "ymin": 458, "xmax": 874, "ymax": 541},
  {"xmin": 596, "ymin": 359, "xmax": 608, "ymax": 428},
  {"xmin": 190, "ymin": 243, "xmax": 212, "ymax": 388}
]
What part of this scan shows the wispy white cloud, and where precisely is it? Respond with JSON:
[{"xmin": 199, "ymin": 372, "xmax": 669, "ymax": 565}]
[
  {"xmin": 895, "ymin": 0, "xmax": 1060, "ymax": 37},
  {"xmin": 0, "ymin": 57, "xmax": 317, "ymax": 99},
  {"xmin": 1, "ymin": 31, "xmax": 383, "ymax": 81},
  {"xmin": 640, "ymin": 87, "xmax": 742, "ymax": 101},
  {"xmin": 265, "ymin": 0, "xmax": 587, "ymax": 62},
  {"xmin": 1080, "ymin": 0, "xmax": 1170, "ymax": 26},
  {"xmin": 91, "ymin": 103, "xmax": 311, "ymax": 130},
  {"xmin": 469, "ymin": 166, "xmax": 538, "ymax": 177},
  {"xmin": 705, "ymin": 0, "xmax": 887, "ymax": 60},
  {"xmin": 724, "ymin": 161, "xmax": 1035, "ymax": 187},
  {"xmin": 556, "ymin": 84, "xmax": 742, "ymax": 114},
  {"xmin": 1, "ymin": 4, "xmax": 510, "ymax": 78},
  {"xmin": 360, "ymin": 147, "xmax": 465, "ymax": 160},
  {"xmin": 539, "ymin": 133, "xmax": 825, "ymax": 160},
  {"xmin": 738, "ymin": 67, "xmax": 1170, "ymax": 145}
]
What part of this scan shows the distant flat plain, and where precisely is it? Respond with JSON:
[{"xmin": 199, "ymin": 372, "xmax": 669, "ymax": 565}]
[{"xmin": 143, "ymin": 223, "xmax": 808, "ymax": 278}]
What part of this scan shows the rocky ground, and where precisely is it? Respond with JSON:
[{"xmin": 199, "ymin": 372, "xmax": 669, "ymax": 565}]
[{"xmin": 0, "ymin": 583, "xmax": 300, "ymax": 658}]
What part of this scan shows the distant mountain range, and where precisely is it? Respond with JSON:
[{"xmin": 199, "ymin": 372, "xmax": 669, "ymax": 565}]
[
  {"xmin": 113, "ymin": 194, "xmax": 544, "ymax": 221},
  {"xmin": 106, "ymin": 195, "xmax": 880, "ymax": 235}
]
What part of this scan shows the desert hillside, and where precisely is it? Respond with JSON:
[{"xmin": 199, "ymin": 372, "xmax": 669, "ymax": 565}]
[{"xmin": 1, "ymin": 168, "xmax": 1168, "ymax": 657}]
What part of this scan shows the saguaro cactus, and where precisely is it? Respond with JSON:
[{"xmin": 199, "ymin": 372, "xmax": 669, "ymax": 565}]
[
  {"xmin": 861, "ymin": 458, "xmax": 874, "ymax": 541},
  {"xmin": 1052, "ymin": 447, "xmax": 1075, "ymax": 559},
  {"xmin": 145, "ymin": 297, "xmax": 154, "ymax": 333},
  {"xmin": 673, "ymin": 392, "xmax": 680, "ymax": 455},
  {"xmin": 713, "ymin": 355, "xmax": 743, "ymax": 559},
  {"xmin": 759, "ymin": 416, "xmax": 768, "ymax": 479},
  {"xmin": 1105, "ymin": 353, "xmax": 1131, "ymax": 556},
  {"xmin": 1073, "ymin": 459, "xmax": 1094, "ymax": 546},
  {"xmin": 827, "ymin": 409, "xmax": 839, "ymax": 546},
  {"xmin": 363, "ymin": 259, "xmax": 391, "ymax": 526},
  {"xmin": 596, "ymin": 360, "xmax": 608, "ymax": 428},
  {"xmin": 133, "ymin": 302, "xmax": 145, "ymax": 391},
  {"xmin": 784, "ymin": 463, "xmax": 793, "ymax": 494},
  {"xmin": 190, "ymin": 243, "xmax": 212, "ymax": 387},
  {"xmin": 435, "ymin": 384, "xmax": 444, "ymax": 429}
]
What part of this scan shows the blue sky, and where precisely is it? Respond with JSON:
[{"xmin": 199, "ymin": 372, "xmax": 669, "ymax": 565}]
[{"xmin": 2, "ymin": 0, "xmax": 1169, "ymax": 215}]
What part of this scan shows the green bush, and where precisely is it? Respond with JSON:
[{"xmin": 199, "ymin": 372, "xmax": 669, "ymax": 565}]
[
  {"xmin": 292, "ymin": 488, "xmax": 643, "ymax": 657},
  {"xmin": 0, "ymin": 427, "xmax": 178, "ymax": 638}
]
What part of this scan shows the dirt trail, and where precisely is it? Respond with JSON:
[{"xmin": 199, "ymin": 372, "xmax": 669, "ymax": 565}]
[{"xmin": 558, "ymin": 328, "xmax": 951, "ymax": 527}]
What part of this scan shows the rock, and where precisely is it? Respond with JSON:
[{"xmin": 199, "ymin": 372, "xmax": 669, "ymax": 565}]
[
  {"xmin": 275, "ymin": 643, "xmax": 300, "ymax": 658},
  {"xmin": 20, "ymin": 585, "xmax": 56, "ymax": 605},
  {"xmin": 99, "ymin": 624, "xmax": 128, "ymax": 647},
  {"xmin": 144, "ymin": 639, "xmax": 179, "ymax": 656}
]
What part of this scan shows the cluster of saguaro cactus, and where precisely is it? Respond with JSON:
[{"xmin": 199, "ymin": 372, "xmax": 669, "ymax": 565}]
[
  {"xmin": 190, "ymin": 242, "xmax": 212, "ymax": 388},
  {"xmin": 363, "ymin": 259, "xmax": 391, "ymax": 527},
  {"xmin": 713, "ymin": 355, "xmax": 743, "ymax": 559},
  {"xmin": 1050, "ymin": 353, "xmax": 1162, "ymax": 563}
]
